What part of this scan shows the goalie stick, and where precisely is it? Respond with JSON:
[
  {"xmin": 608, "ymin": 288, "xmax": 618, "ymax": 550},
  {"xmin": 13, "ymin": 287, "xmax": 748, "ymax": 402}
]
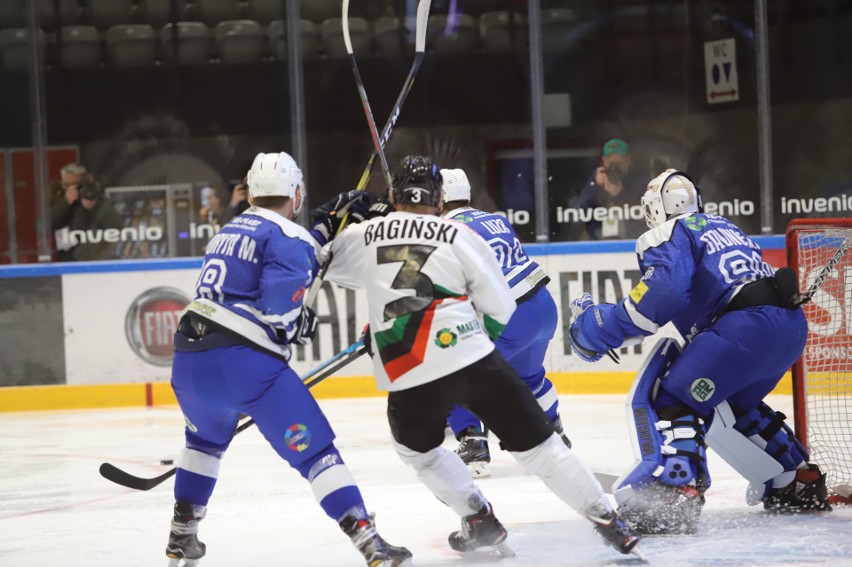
[
  {"xmin": 98, "ymin": 339, "xmax": 367, "ymax": 491},
  {"xmin": 304, "ymin": 0, "xmax": 432, "ymax": 307}
]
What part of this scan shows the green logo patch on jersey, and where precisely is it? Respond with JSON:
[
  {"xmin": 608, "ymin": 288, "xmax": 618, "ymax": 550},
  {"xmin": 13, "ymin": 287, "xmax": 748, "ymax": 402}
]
[
  {"xmin": 434, "ymin": 328, "xmax": 458, "ymax": 348},
  {"xmin": 684, "ymin": 216, "xmax": 707, "ymax": 231},
  {"xmin": 691, "ymin": 378, "xmax": 715, "ymax": 401}
]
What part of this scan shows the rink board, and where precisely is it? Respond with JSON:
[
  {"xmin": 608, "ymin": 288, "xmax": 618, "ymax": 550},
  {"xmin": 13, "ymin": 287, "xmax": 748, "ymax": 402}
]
[{"xmin": 0, "ymin": 237, "xmax": 791, "ymax": 411}]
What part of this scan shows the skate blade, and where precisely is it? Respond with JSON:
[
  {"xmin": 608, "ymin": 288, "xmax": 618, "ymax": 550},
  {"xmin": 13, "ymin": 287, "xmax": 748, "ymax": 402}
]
[
  {"xmin": 167, "ymin": 558, "xmax": 200, "ymax": 567},
  {"xmin": 369, "ymin": 558, "xmax": 414, "ymax": 567},
  {"xmin": 467, "ymin": 461, "xmax": 491, "ymax": 479},
  {"xmin": 629, "ymin": 547, "xmax": 648, "ymax": 562},
  {"xmin": 458, "ymin": 542, "xmax": 515, "ymax": 560}
]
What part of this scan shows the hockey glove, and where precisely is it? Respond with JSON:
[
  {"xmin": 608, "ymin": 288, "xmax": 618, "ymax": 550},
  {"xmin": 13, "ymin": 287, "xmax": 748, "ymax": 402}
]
[
  {"xmin": 291, "ymin": 305, "xmax": 318, "ymax": 346},
  {"xmin": 361, "ymin": 323, "xmax": 374, "ymax": 357},
  {"xmin": 570, "ymin": 292, "xmax": 595, "ymax": 318},
  {"xmin": 365, "ymin": 196, "xmax": 395, "ymax": 220},
  {"xmin": 311, "ymin": 190, "xmax": 372, "ymax": 242},
  {"xmin": 569, "ymin": 293, "xmax": 607, "ymax": 362}
]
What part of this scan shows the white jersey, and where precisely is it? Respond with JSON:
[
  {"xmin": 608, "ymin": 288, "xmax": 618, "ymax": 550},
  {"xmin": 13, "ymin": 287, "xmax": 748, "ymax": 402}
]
[{"xmin": 325, "ymin": 211, "xmax": 516, "ymax": 391}]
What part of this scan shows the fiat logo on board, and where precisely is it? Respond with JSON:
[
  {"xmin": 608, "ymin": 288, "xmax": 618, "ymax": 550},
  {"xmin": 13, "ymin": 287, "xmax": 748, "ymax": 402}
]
[{"xmin": 125, "ymin": 287, "xmax": 190, "ymax": 366}]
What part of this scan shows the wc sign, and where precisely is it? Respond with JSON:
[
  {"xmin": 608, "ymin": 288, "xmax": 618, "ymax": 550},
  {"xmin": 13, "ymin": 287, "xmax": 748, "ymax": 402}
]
[{"xmin": 704, "ymin": 38, "xmax": 739, "ymax": 105}]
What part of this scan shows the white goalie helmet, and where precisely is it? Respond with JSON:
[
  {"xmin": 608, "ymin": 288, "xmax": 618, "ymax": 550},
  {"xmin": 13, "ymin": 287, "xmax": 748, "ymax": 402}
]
[
  {"xmin": 641, "ymin": 169, "xmax": 703, "ymax": 229},
  {"xmin": 247, "ymin": 152, "xmax": 304, "ymax": 213},
  {"xmin": 440, "ymin": 168, "xmax": 472, "ymax": 202}
]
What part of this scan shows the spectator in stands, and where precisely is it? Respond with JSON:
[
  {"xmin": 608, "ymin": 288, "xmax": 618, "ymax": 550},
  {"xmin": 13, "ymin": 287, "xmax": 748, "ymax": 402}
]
[
  {"xmin": 50, "ymin": 163, "xmax": 90, "ymax": 230},
  {"xmin": 50, "ymin": 163, "xmax": 126, "ymax": 261},
  {"xmin": 198, "ymin": 182, "xmax": 248, "ymax": 226},
  {"xmin": 62, "ymin": 181, "xmax": 124, "ymax": 260},
  {"xmin": 571, "ymin": 139, "xmax": 649, "ymax": 240}
]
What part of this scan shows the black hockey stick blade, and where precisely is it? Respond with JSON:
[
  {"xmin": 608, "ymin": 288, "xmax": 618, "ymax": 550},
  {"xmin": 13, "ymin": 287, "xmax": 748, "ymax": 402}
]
[{"xmin": 99, "ymin": 461, "xmax": 176, "ymax": 491}]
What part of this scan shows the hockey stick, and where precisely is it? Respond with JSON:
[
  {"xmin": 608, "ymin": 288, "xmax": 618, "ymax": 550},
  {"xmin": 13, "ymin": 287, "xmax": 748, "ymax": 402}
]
[
  {"xmin": 353, "ymin": 0, "xmax": 431, "ymax": 192},
  {"xmin": 99, "ymin": 339, "xmax": 367, "ymax": 491},
  {"xmin": 798, "ymin": 236, "xmax": 850, "ymax": 305},
  {"xmin": 342, "ymin": 0, "xmax": 400, "ymax": 193},
  {"xmin": 303, "ymin": 0, "xmax": 432, "ymax": 308}
]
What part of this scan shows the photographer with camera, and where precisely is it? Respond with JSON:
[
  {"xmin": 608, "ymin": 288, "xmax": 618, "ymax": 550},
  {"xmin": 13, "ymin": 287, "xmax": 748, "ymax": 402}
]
[
  {"xmin": 50, "ymin": 163, "xmax": 123, "ymax": 261},
  {"xmin": 570, "ymin": 139, "xmax": 648, "ymax": 240}
]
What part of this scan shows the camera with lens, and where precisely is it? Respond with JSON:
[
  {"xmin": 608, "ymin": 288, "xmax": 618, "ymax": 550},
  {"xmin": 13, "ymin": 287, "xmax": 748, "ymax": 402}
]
[
  {"xmin": 605, "ymin": 165, "xmax": 622, "ymax": 186},
  {"xmin": 79, "ymin": 183, "xmax": 99, "ymax": 201}
]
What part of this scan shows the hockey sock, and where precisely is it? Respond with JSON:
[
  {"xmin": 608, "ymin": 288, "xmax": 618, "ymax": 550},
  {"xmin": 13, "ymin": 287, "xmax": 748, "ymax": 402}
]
[
  {"xmin": 175, "ymin": 447, "xmax": 221, "ymax": 506},
  {"xmin": 296, "ymin": 445, "xmax": 365, "ymax": 522}
]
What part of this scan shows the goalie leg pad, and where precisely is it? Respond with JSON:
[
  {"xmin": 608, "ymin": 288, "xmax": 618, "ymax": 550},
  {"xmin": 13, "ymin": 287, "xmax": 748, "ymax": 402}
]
[
  {"xmin": 614, "ymin": 338, "xmax": 709, "ymax": 534},
  {"xmin": 732, "ymin": 402, "xmax": 809, "ymax": 477}
]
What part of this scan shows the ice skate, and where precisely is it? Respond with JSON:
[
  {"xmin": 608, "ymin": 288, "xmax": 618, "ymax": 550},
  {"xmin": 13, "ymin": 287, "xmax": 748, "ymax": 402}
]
[
  {"xmin": 586, "ymin": 504, "xmax": 642, "ymax": 557},
  {"xmin": 455, "ymin": 426, "xmax": 491, "ymax": 478},
  {"xmin": 165, "ymin": 501, "xmax": 206, "ymax": 567},
  {"xmin": 763, "ymin": 463, "xmax": 832, "ymax": 513},
  {"xmin": 551, "ymin": 414, "xmax": 572, "ymax": 448},
  {"xmin": 448, "ymin": 502, "xmax": 515, "ymax": 558},
  {"xmin": 340, "ymin": 513, "xmax": 413, "ymax": 567}
]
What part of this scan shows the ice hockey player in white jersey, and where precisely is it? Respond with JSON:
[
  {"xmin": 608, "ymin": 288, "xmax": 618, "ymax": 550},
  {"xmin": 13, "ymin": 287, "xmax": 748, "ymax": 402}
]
[
  {"xmin": 439, "ymin": 168, "xmax": 570, "ymax": 478},
  {"xmin": 569, "ymin": 169, "xmax": 831, "ymax": 535},
  {"xmin": 325, "ymin": 155, "xmax": 641, "ymax": 558},
  {"xmin": 165, "ymin": 152, "xmax": 412, "ymax": 567}
]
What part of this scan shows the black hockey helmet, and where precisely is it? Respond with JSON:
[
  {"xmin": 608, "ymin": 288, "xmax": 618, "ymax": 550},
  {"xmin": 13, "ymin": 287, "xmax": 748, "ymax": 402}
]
[{"xmin": 391, "ymin": 155, "xmax": 443, "ymax": 208}]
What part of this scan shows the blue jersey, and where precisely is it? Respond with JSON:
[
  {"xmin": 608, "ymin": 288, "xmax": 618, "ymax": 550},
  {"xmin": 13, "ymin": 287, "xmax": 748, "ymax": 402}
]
[
  {"xmin": 627, "ymin": 213, "xmax": 775, "ymax": 340},
  {"xmin": 443, "ymin": 207, "xmax": 549, "ymax": 302},
  {"xmin": 184, "ymin": 206, "xmax": 323, "ymax": 358}
]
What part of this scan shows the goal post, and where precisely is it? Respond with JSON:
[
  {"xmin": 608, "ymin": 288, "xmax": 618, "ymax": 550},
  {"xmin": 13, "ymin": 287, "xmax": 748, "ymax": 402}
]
[{"xmin": 785, "ymin": 218, "xmax": 852, "ymax": 502}]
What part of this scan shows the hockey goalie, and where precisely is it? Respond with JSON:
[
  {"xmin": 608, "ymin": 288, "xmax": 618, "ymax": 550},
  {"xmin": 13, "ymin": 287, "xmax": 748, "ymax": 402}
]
[{"xmin": 569, "ymin": 169, "xmax": 832, "ymax": 535}]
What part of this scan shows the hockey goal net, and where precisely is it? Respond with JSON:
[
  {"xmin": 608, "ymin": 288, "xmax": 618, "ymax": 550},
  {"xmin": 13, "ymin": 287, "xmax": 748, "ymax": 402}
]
[{"xmin": 786, "ymin": 218, "xmax": 852, "ymax": 504}]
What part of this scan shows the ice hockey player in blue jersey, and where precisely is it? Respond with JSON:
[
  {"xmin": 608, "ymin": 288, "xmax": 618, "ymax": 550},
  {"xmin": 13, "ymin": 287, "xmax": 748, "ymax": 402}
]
[
  {"xmin": 439, "ymin": 168, "xmax": 571, "ymax": 478},
  {"xmin": 569, "ymin": 169, "xmax": 831, "ymax": 535},
  {"xmin": 164, "ymin": 152, "xmax": 412, "ymax": 567}
]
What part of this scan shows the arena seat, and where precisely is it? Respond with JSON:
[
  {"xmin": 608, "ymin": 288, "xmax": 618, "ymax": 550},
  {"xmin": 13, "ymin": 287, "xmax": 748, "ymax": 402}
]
[
  {"xmin": 268, "ymin": 19, "xmax": 319, "ymax": 60},
  {"xmin": 246, "ymin": 0, "xmax": 285, "ymax": 26},
  {"xmin": 85, "ymin": 0, "xmax": 134, "ymax": 30},
  {"xmin": 161, "ymin": 21, "xmax": 211, "ymax": 65},
  {"xmin": 320, "ymin": 17, "xmax": 370, "ymax": 59},
  {"xmin": 427, "ymin": 13, "xmax": 477, "ymax": 54},
  {"xmin": 37, "ymin": 0, "xmax": 78, "ymax": 31},
  {"xmin": 107, "ymin": 23, "xmax": 157, "ymax": 67},
  {"xmin": 194, "ymin": 0, "xmax": 242, "ymax": 27},
  {"xmin": 0, "ymin": 28, "xmax": 44, "ymax": 70},
  {"xmin": 137, "ymin": 0, "xmax": 188, "ymax": 29},
  {"xmin": 215, "ymin": 19, "xmax": 264, "ymax": 64},
  {"xmin": 540, "ymin": 8, "xmax": 577, "ymax": 52},
  {"xmin": 58, "ymin": 25, "xmax": 101, "ymax": 68}
]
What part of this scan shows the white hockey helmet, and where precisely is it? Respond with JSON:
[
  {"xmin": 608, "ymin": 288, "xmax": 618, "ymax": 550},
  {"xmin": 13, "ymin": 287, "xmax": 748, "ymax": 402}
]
[
  {"xmin": 440, "ymin": 168, "xmax": 471, "ymax": 202},
  {"xmin": 641, "ymin": 169, "xmax": 703, "ymax": 229},
  {"xmin": 246, "ymin": 152, "xmax": 304, "ymax": 213}
]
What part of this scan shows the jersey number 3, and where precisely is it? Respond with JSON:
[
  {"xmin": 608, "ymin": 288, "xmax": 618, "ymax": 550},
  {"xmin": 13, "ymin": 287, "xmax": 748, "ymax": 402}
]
[{"xmin": 377, "ymin": 244, "xmax": 436, "ymax": 321}]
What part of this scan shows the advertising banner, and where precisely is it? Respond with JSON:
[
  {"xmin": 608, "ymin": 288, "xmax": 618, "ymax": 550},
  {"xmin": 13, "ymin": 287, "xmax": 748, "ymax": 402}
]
[{"xmin": 49, "ymin": 237, "xmax": 788, "ymax": 386}]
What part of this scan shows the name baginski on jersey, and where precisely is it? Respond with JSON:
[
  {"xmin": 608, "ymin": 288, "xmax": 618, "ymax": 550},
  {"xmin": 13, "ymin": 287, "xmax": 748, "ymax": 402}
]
[
  {"xmin": 629, "ymin": 213, "xmax": 774, "ymax": 339},
  {"xmin": 325, "ymin": 211, "xmax": 516, "ymax": 391},
  {"xmin": 443, "ymin": 207, "xmax": 548, "ymax": 302}
]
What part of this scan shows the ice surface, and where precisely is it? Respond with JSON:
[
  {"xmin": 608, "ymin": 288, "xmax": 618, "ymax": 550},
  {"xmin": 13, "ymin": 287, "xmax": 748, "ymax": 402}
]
[{"xmin": 1, "ymin": 394, "xmax": 850, "ymax": 567}]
